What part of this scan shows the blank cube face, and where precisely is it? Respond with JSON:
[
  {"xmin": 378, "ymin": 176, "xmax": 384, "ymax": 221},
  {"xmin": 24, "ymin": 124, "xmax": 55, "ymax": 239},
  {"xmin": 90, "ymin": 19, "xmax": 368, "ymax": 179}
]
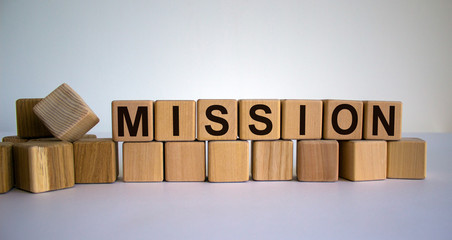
[
  {"xmin": 208, "ymin": 141, "xmax": 249, "ymax": 182},
  {"xmin": 239, "ymin": 100, "xmax": 280, "ymax": 140},
  {"xmin": 165, "ymin": 141, "xmax": 206, "ymax": 181},
  {"xmin": 252, "ymin": 140, "xmax": 293, "ymax": 181},
  {"xmin": 123, "ymin": 142, "xmax": 163, "ymax": 182},
  {"xmin": 323, "ymin": 100, "xmax": 363, "ymax": 140},
  {"xmin": 197, "ymin": 99, "xmax": 238, "ymax": 141},
  {"xmin": 154, "ymin": 100, "xmax": 196, "ymax": 141},
  {"xmin": 363, "ymin": 101, "xmax": 402, "ymax": 140},
  {"xmin": 112, "ymin": 100, "xmax": 154, "ymax": 142},
  {"xmin": 297, "ymin": 140, "xmax": 338, "ymax": 182},
  {"xmin": 339, "ymin": 140, "xmax": 387, "ymax": 181},
  {"xmin": 387, "ymin": 138, "xmax": 426, "ymax": 179},
  {"xmin": 16, "ymin": 98, "xmax": 52, "ymax": 138},
  {"xmin": 281, "ymin": 100, "xmax": 322, "ymax": 140},
  {"xmin": 0, "ymin": 142, "xmax": 14, "ymax": 193}
]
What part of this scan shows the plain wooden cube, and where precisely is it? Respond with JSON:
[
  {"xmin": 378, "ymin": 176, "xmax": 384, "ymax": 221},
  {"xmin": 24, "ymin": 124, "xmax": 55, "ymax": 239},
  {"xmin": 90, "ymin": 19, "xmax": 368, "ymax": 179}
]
[
  {"xmin": 339, "ymin": 140, "xmax": 387, "ymax": 181},
  {"xmin": 123, "ymin": 142, "xmax": 163, "ymax": 182},
  {"xmin": 73, "ymin": 138, "xmax": 118, "ymax": 183},
  {"xmin": 30, "ymin": 134, "xmax": 96, "ymax": 142},
  {"xmin": 323, "ymin": 100, "xmax": 363, "ymax": 140},
  {"xmin": 112, "ymin": 100, "xmax": 153, "ymax": 142},
  {"xmin": 154, "ymin": 100, "xmax": 196, "ymax": 141},
  {"xmin": 0, "ymin": 142, "xmax": 14, "ymax": 193},
  {"xmin": 252, "ymin": 140, "xmax": 293, "ymax": 181},
  {"xmin": 297, "ymin": 140, "xmax": 338, "ymax": 182},
  {"xmin": 2, "ymin": 136, "xmax": 28, "ymax": 143},
  {"xmin": 239, "ymin": 99, "xmax": 280, "ymax": 140},
  {"xmin": 165, "ymin": 141, "xmax": 205, "ymax": 181},
  {"xmin": 363, "ymin": 101, "xmax": 402, "ymax": 140},
  {"xmin": 208, "ymin": 141, "xmax": 249, "ymax": 182},
  {"xmin": 387, "ymin": 138, "xmax": 426, "ymax": 179},
  {"xmin": 33, "ymin": 83, "xmax": 99, "ymax": 142},
  {"xmin": 197, "ymin": 99, "xmax": 238, "ymax": 141},
  {"xmin": 281, "ymin": 100, "xmax": 323, "ymax": 140},
  {"xmin": 16, "ymin": 98, "xmax": 52, "ymax": 138},
  {"xmin": 13, "ymin": 141, "xmax": 74, "ymax": 193}
]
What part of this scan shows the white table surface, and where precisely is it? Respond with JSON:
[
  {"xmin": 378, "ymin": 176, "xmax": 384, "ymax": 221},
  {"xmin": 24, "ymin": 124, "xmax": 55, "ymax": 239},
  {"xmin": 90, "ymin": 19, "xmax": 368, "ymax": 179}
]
[{"xmin": 1, "ymin": 133, "xmax": 451, "ymax": 240}]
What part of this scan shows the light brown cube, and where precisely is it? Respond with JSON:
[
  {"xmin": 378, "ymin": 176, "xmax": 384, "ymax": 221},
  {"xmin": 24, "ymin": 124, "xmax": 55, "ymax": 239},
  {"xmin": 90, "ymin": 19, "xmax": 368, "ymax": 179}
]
[
  {"xmin": 281, "ymin": 100, "xmax": 323, "ymax": 140},
  {"xmin": 112, "ymin": 100, "xmax": 154, "ymax": 142},
  {"xmin": 165, "ymin": 141, "xmax": 205, "ymax": 181},
  {"xmin": 239, "ymin": 99, "xmax": 280, "ymax": 140},
  {"xmin": 33, "ymin": 83, "xmax": 99, "ymax": 142},
  {"xmin": 323, "ymin": 100, "xmax": 363, "ymax": 140},
  {"xmin": 387, "ymin": 138, "xmax": 426, "ymax": 179},
  {"xmin": 363, "ymin": 101, "xmax": 402, "ymax": 140},
  {"xmin": 197, "ymin": 99, "xmax": 238, "ymax": 140},
  {"xmin": 339, "ymin": 140, "xmax": 387, "ymax": 181},
  {"xmin": 208, "ymin": 141, "xmax": 249, "ymax": 182},
  {"xmin": 0, "ymin": 142, "xmax": 14, "ymax": 193},
  {"xmin": 2, "ymin": 136, "xmax": 28, "ymax": 143},
  {"xmin": 252, "ymin": 140, "xmax": 293, "ymax": 181},
  {"xmin": 123, "ymin": 142, "xmax": 163, "ymax": 182},
  {"xmin": 154, "ymin": 100, "xmax": 196, "ymax": 141},
  {"xmin": 16, "ymin": 98, "xmax": 52, "ymax": 138},
  {"xmin": 297, "ymin": 140, "xmax": 338, "ymax": 182},
  {"xmin": 30, "ymin": 134, "xmax": 96, "ymax": 142}
]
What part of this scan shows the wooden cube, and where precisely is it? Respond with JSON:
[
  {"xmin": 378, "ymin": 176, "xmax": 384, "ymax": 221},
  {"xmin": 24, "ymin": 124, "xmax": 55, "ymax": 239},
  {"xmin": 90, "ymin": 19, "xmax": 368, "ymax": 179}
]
[
  {"xmin": 252, "ymin": 140, "xmax": 293, "ymax": 181},
  {"xmin": 73, "ymin": 138, "xmax": 118, "ymax": 183},
  {"xmin": 33, "ymin": 83, "xmax": 99, "ymax": 142},
  {"xmin": 208, "ymin": 141, "xmax": 249, "ymax": 182},
  {"xmin": 112, "ymin": 100, "xmax": 153, "ymax": 142},
  {"xmin": 197, "ymin": 99, "xmax": 237, "ymax": 140},
  {"xmin": 123, "ymin": 142, "xmax": 163, "ymax": 182},
  {"xmin": 387, "ymin": 138, "xmax": 426, "ymax": 179},
  {"xmin": 281, "ymin": 100, "xmax": 322, "ymax": 140},
  {"xmin": 339, "ymin": 140, "xmax": 387, "ymax": 181},
  {"xmin": 297, "ymin": 140, "xmax": 338, "ymax": 182},
  {"xmin": 165, "ymin": 141, "xmax": 206, "ymax": 181},
  {"xmin": 0, "ymin": 142, "xmax": 14, "ymax": 193},
  {"xmin": 16, "ymin": 98, "xmax": 52, "ymax": 138},
  {"xmin": 154, "ymin": 100, "xmax": 196, "ymax": 141},
  {"xmin": 323, "ymin": 100, "xmax": 363, "ymax": 140},
  {"xmin": 13, "ymin": 141, "xmax": 74, "ymax": 193},
  {"xmin": 30, "ymin": 134, "xmax": 96, "ymax": 142},
  {"xmin": 363, "ymin": 101, "xmax": 402, "ymax": 140},
  {"xmin": 2, "ymin": 136, "xmax": 28, "ymax": 143},
  {"xmin": 239, "ymin": 99, "xmax": 280, "ymax": 140}
]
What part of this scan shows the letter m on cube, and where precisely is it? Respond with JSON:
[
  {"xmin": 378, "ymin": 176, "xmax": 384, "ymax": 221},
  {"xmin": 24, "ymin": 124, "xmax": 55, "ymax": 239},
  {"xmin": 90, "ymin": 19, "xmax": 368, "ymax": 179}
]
[{"xmin": 112, "ymin": 100, "xmax": 154, "ymax": 141}]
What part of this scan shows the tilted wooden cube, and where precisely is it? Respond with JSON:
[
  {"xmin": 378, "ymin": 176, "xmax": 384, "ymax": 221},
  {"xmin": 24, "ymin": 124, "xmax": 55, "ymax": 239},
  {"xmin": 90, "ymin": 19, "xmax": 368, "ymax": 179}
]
[
  {"xmin": 165, "ymin": 141, "xmax": 206, "ymax": 181},
  {"xmin": 197, "ymin": 99, "xmax": 238, "ymax": 141},
  {"xmin": 112, "ymin": 100, "xmax": 154, "ymax": 142},
  {"xmin": 154, "ymin": 100, "xmax": 196, "ymax": 141},
  {"xmin": 33, "ymin": 83, "xmax": 99, "ymax": 142},
  {"xmin": 387, "ymin": 138, "xmax": 426, "ymax": 179},
  {"xmin": 30, "ymin": 134, "xmax": 96, "ymax": 142},
  {"xmin": 208, "ymin": 141, "xmax": 249, "ymax": 182},
  {"xmin": 0, "ymin": 142, "xmax": 14, "ymax": 193},
  {"xmin": 281, "ymin": 100, "xmax": 323, "ymax": 140},
  {"xmin": 123, "ymin": 142, "xmax": 163, "ymax": 182},
  {"xmin": 239, "ymin": 99, "xmax": 280, "ymax": 140},
  {"xmin": 252, "ymin": 140, "xmax": 293, "ymax": 181},
  {"xmin": 2, "ymin": 136, "xmax": 28, "ymax": 143},
  {"xmin": 323, "ymin": 100, "xmax": 363, "ymax": 140},
  {"xmin": 16, "ymin": 98, "xmax": 52, "ymax": 138},
  {"xmin": 363, "ymin": 101, "xmax": 402, "ymax": 140},
  {"xmin": 297, "ymin": 140, "xmax": 339, "ymax": 182}
]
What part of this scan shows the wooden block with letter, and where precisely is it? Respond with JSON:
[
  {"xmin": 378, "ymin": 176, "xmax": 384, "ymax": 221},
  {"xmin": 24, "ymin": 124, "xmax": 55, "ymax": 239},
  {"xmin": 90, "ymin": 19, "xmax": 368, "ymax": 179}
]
[
  {"xmin": 16, "ymin": 98, "xmax": 52, "ymax": 138},
  {"xmin": 208, "ymin": 141, "xmax": 249, "ymax": 182},
  {"xmin": 281, "ymin": 100, "xmax": 322, "ymax": 139},
  {"xmin": 297, "ymin": 140, "xmax": 338, "ymax": 182},
  {"xmin": 2, "ymin": 136, "xmax": 28, "ymax": 143},
  {"xmin": 339, "ymin": 140, "xmax": 387, "ymax": 181},
  {"xmin": 13, "ymin": 141, "xmax": 74, "ymax": 193},
  {"xmin": 154, "ymin": 100, "xmax": 196, "ymax": 141},
  {"xmin": 0, "ymin": 142, "xmax": 14, "ymax": 193},
  {"xmin": 252, "ymin": 140, "xmax": 293, "ymax": 181},
  {"xmin": 165, "ymin": 141, "xmax": 205, "ymax": 181},
  {"xmin": 112, "ymin": 100, "xmax": 153, "ymax": 142},
  {"xmin": 123, "ymin": 142, "xmax": 163, "ymax": 182},
  {"xmin": 363, "ymin": 101, "xmax": 402, "ymax": 140},
  {"xmin": 33, "ymin": 83, "xmax": 99, "ymax": 142},
  {"xmin": 73, "ymin": 138, "xmax": 118, "ymax": 183},
  {"xmin": 239, "ymin": 99, "xmax": 280, "ymax": 140},
  {"xmin": 197, "ymin": 99, "xmax": 237, "ymax": 140},
  {"xmin": 387, "ymin": 138, "xmax": 426, "ymax": 179},
  {"xmin": 323, "ymin": 100, "xmax": 363, "ymax": 140}
]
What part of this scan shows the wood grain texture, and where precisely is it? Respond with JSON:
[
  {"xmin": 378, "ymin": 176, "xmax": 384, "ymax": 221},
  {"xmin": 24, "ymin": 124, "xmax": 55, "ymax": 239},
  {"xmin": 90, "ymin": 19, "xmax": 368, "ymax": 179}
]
[
  {"xmin": 323, "ymin": 100, "xmax": 363, "ymax": 140},
  {"xmin": 238, "ymin": 99, "xmax": 280, "ymax": 140},
  {"xmin": 13, "ymin": 141, "xmax": 74, "ymax": 193},
  {"xmin": 0, "ymin": 142, "xmax": 14, "ymax": 193},
  {"xmin": 281, "ymin": 100, "xmax": 323, "ymax": 140},
  {"xmin": 73, "ymin": 138, "xmax": 118, "ymax": 183},
  {"xmin": 297, "ymin": 140, "xmax": 338, "ymax": 182},
  {"xmin": 363, "ymin": 101, "xmax": 402, "ymax": 140},
  {"xmin": 252, "ymin": 140, "xmax": 293, "ymax": 181},
  {"xmin": 197, "ymin": 99, "xmax": 238, "ymax": 140},
  {"xmin": 208, "ymin": 141, "xmax": 249, "ymax": 182},
  {"xmin": 154, "ymin": 100, "xmax": 196, "ymax": 141},
  {"xmin": 112, "ymin": 100, "xmax": 154, "ymax": 142},
  {"xmin": 387, "ymin": 138, "xmax": 426, "ymax": 179},
  {"xmin": 2, "ymin": 136, "xmax": 28, "ymax": 143},
  {"xmin": 30, "ymin": 134, "xmax": 96, "ymax": 142},
  {"xmin": 123, "ymin": 142, "xmax": 163, "ymax": 182},
  {"xmin": 339, "ymin": 140, "xmax": 387, "ymax": 181},
  {"xmin": 165, "ymin": 141, "xmax": 205, "ymax": 181},
  {"xmin": 33, "ymin": 83, "xmax": 99, "ymax": 142},
  {"xmin": 16, "ymin": 98, "xmax": 53, "ymax": 138}
]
